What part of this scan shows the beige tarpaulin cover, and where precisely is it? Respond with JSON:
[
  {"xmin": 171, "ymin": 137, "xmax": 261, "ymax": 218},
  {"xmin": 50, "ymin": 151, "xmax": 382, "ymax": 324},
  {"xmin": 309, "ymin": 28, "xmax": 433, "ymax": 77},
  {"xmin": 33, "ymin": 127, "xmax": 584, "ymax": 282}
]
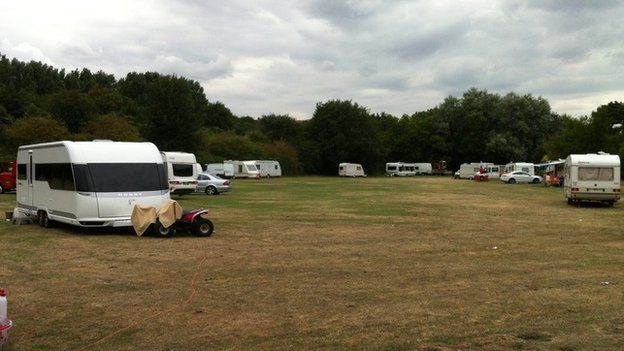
[
  {"xmin": 157, "ymin": 199, "xmax": 183, "ymax": 228},
  {"xmin": 131, "ymin": 204, "xmax": 157, "ymax": 236}
]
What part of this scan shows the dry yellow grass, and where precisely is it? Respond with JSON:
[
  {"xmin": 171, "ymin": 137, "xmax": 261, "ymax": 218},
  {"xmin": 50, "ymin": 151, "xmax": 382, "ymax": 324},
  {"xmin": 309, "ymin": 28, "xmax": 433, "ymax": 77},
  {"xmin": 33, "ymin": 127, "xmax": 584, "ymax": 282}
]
[{"xmin": 1, "ymin": 176, "xmax": 623, "ymax": 350}]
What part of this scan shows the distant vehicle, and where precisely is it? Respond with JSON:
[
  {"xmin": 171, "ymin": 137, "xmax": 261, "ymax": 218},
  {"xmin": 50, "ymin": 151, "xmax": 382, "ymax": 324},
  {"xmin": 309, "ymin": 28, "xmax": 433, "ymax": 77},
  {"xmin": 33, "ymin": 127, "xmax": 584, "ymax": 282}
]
[
  {"xmin": 432, "ymin": 160, "xmax": 452, "ymax": 176},
  {"xmin": 224, "ymin": 160, "xmax": 261, "ymax": 179},
  {"xmin": 501, "ymin": 171, "xmax": 542, "ymax": 184},
  {"xmin": 386, "ymin": 162, "xmax": 416, "ymax": 176},
  {"xmin": 251, "ymin": 160, "xmax": 282, "ymax": 177},
  {"xmin": 504, "ymin": 162, "xmax": 535, "ymax": 175},
  {"xmin": 196, "ymin": 173, "xmax": 232, "ymax": 195},
  {"xmin": 205, "ymin": 163, "xmax": 235, "ymax": 179},
  {"xmin": 414, "ymin": 163, "xmax": 432, "ymax": 175},
  {"xmin": 0, "ymin": 160, "xmax": 17, "ymax": 193},
  {"xmin": 564, "ymin": 153, "xmax": 620, "ymax": 205},
  {"xmin": 161, "ymin": 152, "xmax": 199, "ymax": 195},
  {"xmin": 339, "ymin": 163, "xmax": 366, "ymax": 177},
  {"xmin": 473, "ymin": 165, "xmax": 502, "ymax": 181},
  {"xmin": 16, "ymin": 141, "xmax": 170, "ymax": 228},
  {"xmin": 455, "ymin": 162, "xmax": 493, "ymax": 179}
]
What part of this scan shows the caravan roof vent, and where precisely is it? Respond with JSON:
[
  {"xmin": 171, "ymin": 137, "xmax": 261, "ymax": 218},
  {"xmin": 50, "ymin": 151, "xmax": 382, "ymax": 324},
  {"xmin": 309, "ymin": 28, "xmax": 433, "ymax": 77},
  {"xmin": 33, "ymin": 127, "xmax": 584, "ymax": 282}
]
[{"xmin": 597, "ymin": 151, "xmax": 609, "ymax": 155}]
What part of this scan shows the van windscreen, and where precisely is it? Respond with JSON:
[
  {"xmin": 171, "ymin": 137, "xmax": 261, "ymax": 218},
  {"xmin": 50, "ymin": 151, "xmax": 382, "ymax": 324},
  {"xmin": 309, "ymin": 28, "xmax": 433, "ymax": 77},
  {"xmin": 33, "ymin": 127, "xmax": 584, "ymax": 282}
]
[{"xmin": 74, "ymin": 163, "xmax": 168, "ymax": 192}]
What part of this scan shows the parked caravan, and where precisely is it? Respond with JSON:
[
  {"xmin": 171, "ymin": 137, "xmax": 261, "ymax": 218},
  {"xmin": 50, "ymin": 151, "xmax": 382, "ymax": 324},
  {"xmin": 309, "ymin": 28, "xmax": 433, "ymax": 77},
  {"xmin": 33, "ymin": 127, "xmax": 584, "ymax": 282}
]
[
  {"xmin": 454, "ymin": 162, "xmax": 493, "ymax": 179},
  {"xmin": 16, "ymin": 141, "xmax": 170, "ymax": 228},
  {"xmin": 564, "ymin": 153, "xmax": 620, "ymax": 205},
  {"xmin": 205, "ymin": 163, "xmax": 235, "ymax": 179},
  {"xmin": 339, "ymin": 163, "xmax": 366, "ymax": 177},
  {"xmin": 251, "ymin": 160, "xmax": 282, "ymax": 177},
  {"xmin": 504, "ymin": 162, "xmax": 535, "ymax": 175},
  {"xmin": 386, "ymin": 162, "xmax": 416, "ymax": 176},
  {"xmin": 225, "ymin": 160, "xmax": 261, "ymax": 178},
  {"xmin": 414, "ymin": 163, "xmax": 433, "ymax": 175},
  {"xmin": 194, "ymin": 163, "xmax": 203, "ymax": 176},
  {"xmin": 161, "ymin": 152, "xmax": 199, "ymax": 195}
]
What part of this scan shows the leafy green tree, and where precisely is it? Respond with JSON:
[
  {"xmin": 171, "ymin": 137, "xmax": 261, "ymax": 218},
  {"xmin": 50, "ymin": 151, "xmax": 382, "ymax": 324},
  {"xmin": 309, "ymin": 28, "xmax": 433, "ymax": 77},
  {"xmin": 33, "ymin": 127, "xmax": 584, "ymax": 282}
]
[
  {"xmin": 259, "ymin": 114, "xmax": 301, "ymax": 142},
  {"xmin": 46, "ymin": 90, "xmax": 96, "ymax": 133},
  {"xmin": 308, "ymin": 100, "xmax": 380, "ymax": 175},
  {"xmin": 80, "ymin": 114, "xmax": 142, "ymax": 141},
  {"xmin": 2, "ymin": 116, "xmax": 69, "ymax": 151},
  {"xmin": 204, "ymin": 101, "xmax": 235, "ymax": 130}
]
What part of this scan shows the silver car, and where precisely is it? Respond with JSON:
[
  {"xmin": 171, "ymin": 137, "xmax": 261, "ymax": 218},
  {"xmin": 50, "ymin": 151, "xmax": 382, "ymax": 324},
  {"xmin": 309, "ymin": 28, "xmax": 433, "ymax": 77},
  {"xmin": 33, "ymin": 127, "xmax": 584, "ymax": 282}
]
[
  {"xmin": 196, "ymin": 173, "xmax": 232, "ymax": 195},
  {"xmin": 500, "ymin": 171, "xmax": 543, "ymax": 184}
]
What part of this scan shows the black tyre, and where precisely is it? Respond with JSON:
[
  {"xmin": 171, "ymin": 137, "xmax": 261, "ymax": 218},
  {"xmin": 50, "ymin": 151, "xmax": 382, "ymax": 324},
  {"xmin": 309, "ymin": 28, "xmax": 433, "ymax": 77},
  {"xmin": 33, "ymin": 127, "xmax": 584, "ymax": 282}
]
[
  {"xmin": 0, "ymin": 184, "xmax": 4, "ymax": 193},
  {"xmin": 532, "ymin": 178, "xmax": 540, "ymax": 184},
  {"xmin": 567, "ymin": 198, "xmax": 573, "ymax": 205},
  {"xmin": 508, "ymin": 178, "xmax": 516, "ymax": 184},
  {"xmin": 205, "ymin": 186, "xmax": 218, "ymax": 195},
  {"xmin": 192, "ymin": 218, "xmax": 214, "ymax": 237},
  {"xmin": 38, "ymin": 211, "xmax": 52, "ymax": 228},
  {"xmin": 153, "ymin": 220, "xmax": 174, "ymax": 238},
  {"xmin": 480, "ymin": 176, "xmax": 485, "ymax": 181}
]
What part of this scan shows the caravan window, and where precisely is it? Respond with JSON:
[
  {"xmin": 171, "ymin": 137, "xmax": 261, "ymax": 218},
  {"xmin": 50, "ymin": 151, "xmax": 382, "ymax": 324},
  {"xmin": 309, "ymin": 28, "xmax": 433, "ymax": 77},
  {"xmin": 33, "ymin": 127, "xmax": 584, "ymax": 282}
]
[
  {"xmin": 35, "ymin": 163, "xmax": 75, "ymax": 191},
  {"xmin": 17, "ymin": 164, "xmax": 26, "ymax": 180},
  {"xmin": 275, "ymin": 165, "xmax": 279, "ymax": 170},
  {"xmin": 356, "ymin": 166, "xmax": 362, "ymax": 171},
  {"xmin": 387, "ymin": 165, "xmax": 397, "ymax": 171},
  {"xmin": 246, "ymin": 164, "xmax": 257, "ymax": 172},
  {"xmin": 578, "ymin": 167, "xmax": 614, "ymax": 181},
  {"xmin": 79, "ymin": 163, "xmax": 168, "ymax": 192},
  {"xmin": 172, "ymin": 164, "xmax": 193, "ymax": 177}
]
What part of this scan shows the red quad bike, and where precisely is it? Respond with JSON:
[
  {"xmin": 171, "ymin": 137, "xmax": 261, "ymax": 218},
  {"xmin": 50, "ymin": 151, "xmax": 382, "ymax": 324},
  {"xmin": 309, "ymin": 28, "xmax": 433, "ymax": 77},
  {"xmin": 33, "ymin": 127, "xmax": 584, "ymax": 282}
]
[{"xmin": 153, "ymin": 209, "xmax": 214, "ymax": 238}]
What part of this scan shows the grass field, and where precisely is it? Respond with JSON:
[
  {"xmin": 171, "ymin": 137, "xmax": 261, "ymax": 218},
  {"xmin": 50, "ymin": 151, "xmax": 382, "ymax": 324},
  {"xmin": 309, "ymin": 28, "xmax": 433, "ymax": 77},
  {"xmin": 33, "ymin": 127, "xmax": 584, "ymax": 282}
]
[{"xmin": 1, "ymin": 176, "xmax": 624, "ymax": 351}]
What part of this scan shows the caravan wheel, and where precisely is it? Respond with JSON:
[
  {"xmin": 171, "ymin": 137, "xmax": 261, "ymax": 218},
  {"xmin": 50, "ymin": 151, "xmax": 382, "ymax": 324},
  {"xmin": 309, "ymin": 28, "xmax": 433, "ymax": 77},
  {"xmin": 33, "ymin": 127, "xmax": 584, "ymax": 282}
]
[{"xmin": 38, "ymin": 211, "xmax": 52, "ymax": 228}]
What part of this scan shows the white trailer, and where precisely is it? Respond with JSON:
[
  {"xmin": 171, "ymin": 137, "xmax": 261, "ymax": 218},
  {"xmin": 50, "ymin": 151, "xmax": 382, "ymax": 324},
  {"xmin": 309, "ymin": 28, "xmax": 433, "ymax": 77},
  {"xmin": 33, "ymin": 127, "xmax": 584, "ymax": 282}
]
[
  {"xmin": 16, "ymin": 141, "xmax": 170, "ymax": 228},
  {"xmin": 454, "ymin": 162, "xmax": 493, "ymax": 179},
  {"xmin": 414, "ymin": 163, "xmax": 433, "ymax": 175},
  {"xmin": 504, "ymin": 162, "xmax": 535, "ymax": 175},
  {"xmin": 161, "ymin": 152, "xmax": 199, "ymax": 195},
  {"xmin": 339, "ymin": 163, "xmax": 366, "ymax": 177},
  {"xmin": 386, "ymin": 162, "xmax": 416, "ymax": 176},
  {"xmin": 205, "ymin": 163, "xmax": 235, "ymax": 178},
  {"xmin": 250, "ymin": 160, "xmax": 282, "ymax": 177},
  {"xmin": 225, "ymin": 160, "xmax": 261, "ymax": 178},
  {"xmin": 564, "ymin": 153, "xmax": 620, "ymax": 205}
]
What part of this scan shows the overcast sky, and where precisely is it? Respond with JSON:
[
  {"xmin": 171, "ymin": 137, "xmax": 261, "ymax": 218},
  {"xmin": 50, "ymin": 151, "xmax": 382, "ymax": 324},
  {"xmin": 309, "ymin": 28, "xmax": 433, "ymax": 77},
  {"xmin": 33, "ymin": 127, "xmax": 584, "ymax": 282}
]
[{"xmin": 1, "ymin": 0, "xmax": 623, "ymax": 119}]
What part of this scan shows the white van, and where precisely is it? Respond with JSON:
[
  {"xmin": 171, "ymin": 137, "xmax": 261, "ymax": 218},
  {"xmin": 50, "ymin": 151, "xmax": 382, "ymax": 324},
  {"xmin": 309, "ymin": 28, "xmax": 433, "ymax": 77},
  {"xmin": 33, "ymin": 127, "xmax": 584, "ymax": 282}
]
[
  {"xmin": 16, "ymin": 141, "xmax": 170, "ymax": 228},
  {"xmin": 339, "ymin": 163, "xmax": 366, "ymax": 177},
  {"xmin": 251, "ymin": 160, "xmax": 282, "ymax": 177},
  {"xmin": 161, "ymin": 152, "xmax": 199, "ymax": 195},
  {"xmin": 225, "ymin": 160, "xmax": 261, "ymax": 179},
  {"xmin": 205, "ymin": 163, "xmax": 235, "ymax": 178},
  {"xmin": 564, "ymin": 153, "xmax": 620, "ymax": 205},
  {"xmin": 504, "ymin": 162, "xmax": 535, "ymax": 175}
]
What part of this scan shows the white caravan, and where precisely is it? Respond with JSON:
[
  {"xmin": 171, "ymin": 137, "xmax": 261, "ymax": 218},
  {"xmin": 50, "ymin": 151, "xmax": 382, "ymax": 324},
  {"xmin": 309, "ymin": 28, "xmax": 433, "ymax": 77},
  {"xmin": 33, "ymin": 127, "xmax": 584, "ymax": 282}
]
[
  {"xmin": 474, "ymin": 164, "xmax": 502, "ymax": 180},
  {"xmin": 455, "ymin": 162, "xmax": 494, "ymax": 179},
  {"xmin": 225, "ymin": 160, "xmax": 261, "ymax": 178},
  {"xmin": 414, "ymin": 163, "xmax": 433, "ymax": 175},
  {"xmin": 16, "ymin": 141, "xmax": 170, "ymax": 228},
  {"xmin": 194, "ymin": 163, "xmax": 203, "ymax": 176},
  {"xmin": 504, "ymin": 162, "xmax": 535, "ymax": 175},
  {"xmin": 386, "ymin": 162, "xmax": 416, "ymax": 176},
  {"xmin": 339, "ymin": 163, "xmax": 366, "ymax": 177},
  {"xmin": 161, "ymin": 152, "xmax": 199, "ymax": 195},
  {"xmin": 205, "ymin": 163, "xmax": 235, "ymax": 178},
  {"xmin": 564, "ymin": 153, "xmax": 620, "ymax": 205},
  {"xmin": 251, "ymin": 160, "xmax": 282, "ymax": 177}
]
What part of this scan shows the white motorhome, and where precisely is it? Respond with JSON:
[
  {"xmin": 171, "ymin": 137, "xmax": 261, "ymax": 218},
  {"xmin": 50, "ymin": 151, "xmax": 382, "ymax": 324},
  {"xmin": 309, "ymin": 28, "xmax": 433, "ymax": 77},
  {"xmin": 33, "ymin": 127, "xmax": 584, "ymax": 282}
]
[
  {"xmin": 205, "ymin": 163, "xmax": 235, "ymax": 178},
  {"xmin": 475, "ymin": 165, "xmax": 502, "ymax": 180},
  {"xmin": 339, "ymin": 163, "xmax": 366, "ymax": 177},
  {"xmin": 16, "ymin": 141, "xmax": 170, "ymax": 228},
  {"xmin": 161, "ymin": 152, "xmax": 199, "ymax": 195},
  {"xmin": 504, "ymin": 162, "xmax": 535, "ymax": 175},
  {"xmin": 386, "ymin": 162, "xmax": 416, "ymax": 176},
  {"xmin": 251, "ymin": 160, "xmax": 282, "ymax": 177},
  {"xmin": 225, "ymin": 160, "xmax": 261, "ymax": 178},
  {"xmin": 564, "ymin": 153, "xmax": 620, "ymax": 205},
  {"xmin": 454, "ymin": 162, "xmax": 493, "ymax": 179}
]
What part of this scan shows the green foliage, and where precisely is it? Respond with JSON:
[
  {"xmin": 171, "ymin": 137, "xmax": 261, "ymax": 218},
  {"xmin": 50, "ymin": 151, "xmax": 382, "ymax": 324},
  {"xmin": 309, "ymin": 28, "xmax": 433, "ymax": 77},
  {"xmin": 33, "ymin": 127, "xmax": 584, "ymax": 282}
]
[
  {"xmin": 80, "ymin": 114, "xmax": 142, "ymax": 142},
  {"xmin": 1, "ymin": 116, "xmax": 69, "ymax": 152}
]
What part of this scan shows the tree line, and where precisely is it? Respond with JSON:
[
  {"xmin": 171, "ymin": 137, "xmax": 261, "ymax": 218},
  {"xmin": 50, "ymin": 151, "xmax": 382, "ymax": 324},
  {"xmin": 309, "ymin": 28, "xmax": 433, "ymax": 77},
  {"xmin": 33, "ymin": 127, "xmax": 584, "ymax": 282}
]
[{"xmin": 1, "ymin": 54, "xmax": 624, "ymax": 175}]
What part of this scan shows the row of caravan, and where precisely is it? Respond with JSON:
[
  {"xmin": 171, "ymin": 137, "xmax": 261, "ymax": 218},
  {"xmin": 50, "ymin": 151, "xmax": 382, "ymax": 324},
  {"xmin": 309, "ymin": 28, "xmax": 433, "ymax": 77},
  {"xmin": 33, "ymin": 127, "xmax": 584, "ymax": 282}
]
[
  {"xmin": 205, "ymin": 160, "xmax": 282, "ymax": 179},
  {"xmin": 454, "ymin": 162, "xmax": 536, "ymax": 180},
  {"xmin": 14, "ymin": 140, "xmax": 282, "ymax": 229},
  {"xmin": 339, "ymin": 162, "xmax": 434, "ymax": 177}
]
